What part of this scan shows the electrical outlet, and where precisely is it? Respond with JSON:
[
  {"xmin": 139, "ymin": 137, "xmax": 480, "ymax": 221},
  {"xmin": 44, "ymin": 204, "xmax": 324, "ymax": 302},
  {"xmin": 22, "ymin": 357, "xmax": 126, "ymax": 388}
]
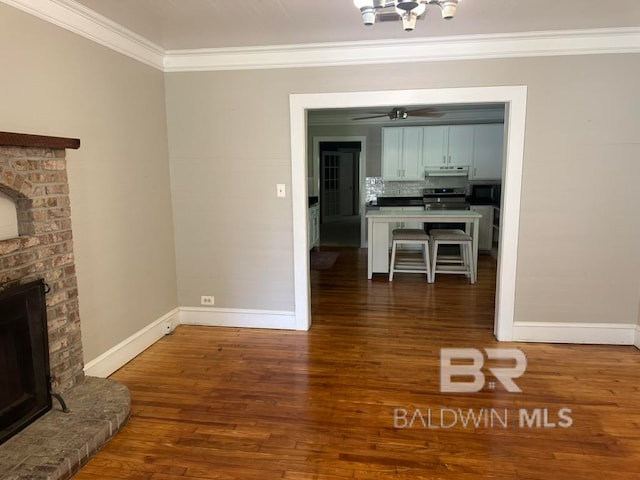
[{"xmin": 201, "ymin": 295, "xmax": 215, "ymax": 306}]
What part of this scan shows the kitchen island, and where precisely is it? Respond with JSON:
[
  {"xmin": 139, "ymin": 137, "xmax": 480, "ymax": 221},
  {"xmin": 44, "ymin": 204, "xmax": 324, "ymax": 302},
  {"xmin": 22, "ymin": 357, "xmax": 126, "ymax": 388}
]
[{"xmin": 366, "ymin": 209, "xmax": 482, "ymax": 280}]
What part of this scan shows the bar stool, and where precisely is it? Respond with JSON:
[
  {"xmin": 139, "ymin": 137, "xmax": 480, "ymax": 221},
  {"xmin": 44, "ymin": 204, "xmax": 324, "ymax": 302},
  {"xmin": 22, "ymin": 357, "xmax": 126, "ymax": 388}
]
[
  {"xmin": 427, "ymin": 228, "xmax": 466, "ymax": 266},
  {"xmin": 431, "ymin": 230, "xmax": 476, "ymax": 283},
  {"xmin": 389, "ymin": 229, "xmax": 432, "ymax": 282}
]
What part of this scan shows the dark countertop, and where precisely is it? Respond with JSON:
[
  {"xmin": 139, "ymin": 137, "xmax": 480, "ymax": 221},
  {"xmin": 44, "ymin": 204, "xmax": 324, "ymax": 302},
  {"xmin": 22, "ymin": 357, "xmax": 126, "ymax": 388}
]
[
  {"xmin": 370, "ymin": 195, "xmax": 500, "ymax": 208},
  {"xmin": 308, "ymin": 196, "xmax": 319, "ymax": 207},
  {"xmin": 371, "ymin": 196, "xmax": 424, "ymax": 207}
]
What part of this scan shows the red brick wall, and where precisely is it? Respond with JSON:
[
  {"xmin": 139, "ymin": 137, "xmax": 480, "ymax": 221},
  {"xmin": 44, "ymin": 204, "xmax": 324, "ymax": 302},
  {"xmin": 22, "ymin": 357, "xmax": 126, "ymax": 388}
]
[{"xmin": 0, "ymin": 146, "xmax": 84, "ymax": 393}]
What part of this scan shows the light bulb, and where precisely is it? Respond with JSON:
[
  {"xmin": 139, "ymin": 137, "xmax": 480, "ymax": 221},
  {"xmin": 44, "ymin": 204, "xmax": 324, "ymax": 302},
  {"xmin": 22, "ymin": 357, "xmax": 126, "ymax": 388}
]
[
  {"xmin": 361, "ymin": 8, "xmax": 376, "ymax": 25},
  {"xmin": 354, "ymin": 0, "xmax": 376, "ymax": 25},
  {"xmin": 439, "ymin": 1, "xmax": 457, "ymax": 19},
  {"xmin": 401, "ymin": 12, "xmax": 418, "ymax": 31}
]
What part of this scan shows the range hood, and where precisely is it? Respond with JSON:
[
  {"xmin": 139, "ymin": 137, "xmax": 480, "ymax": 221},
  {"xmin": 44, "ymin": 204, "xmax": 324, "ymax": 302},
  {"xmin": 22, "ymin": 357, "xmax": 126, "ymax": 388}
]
[{"xmin": 425, "ymin": 166, "xmax": 470, "ymax": 177}]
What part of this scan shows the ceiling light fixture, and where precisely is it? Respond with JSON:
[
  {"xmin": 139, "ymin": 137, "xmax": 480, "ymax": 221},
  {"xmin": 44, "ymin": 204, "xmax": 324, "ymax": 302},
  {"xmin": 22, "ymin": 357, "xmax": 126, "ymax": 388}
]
[{"xmin": 353, "ymin": 0, "xmax": 458, "ymax": 31}]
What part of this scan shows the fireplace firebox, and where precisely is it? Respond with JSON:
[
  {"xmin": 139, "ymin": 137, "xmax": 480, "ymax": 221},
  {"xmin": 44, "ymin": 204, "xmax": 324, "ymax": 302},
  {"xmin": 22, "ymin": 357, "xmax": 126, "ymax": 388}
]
[{"xmin": 0, "ymin": 279, "xmax": 51, "ymax": 445}]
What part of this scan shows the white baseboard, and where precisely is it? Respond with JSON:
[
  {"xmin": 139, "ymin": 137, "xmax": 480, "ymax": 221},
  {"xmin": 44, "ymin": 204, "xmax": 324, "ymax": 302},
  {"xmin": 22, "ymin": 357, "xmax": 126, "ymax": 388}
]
[
  {"xmin": 180, "ymin": 307, "xmax": 296, "ymax": 330},
  {"xmin": 83, "ymin": 310, "xmax": 638, "ymax": 380},
  {"xmin": 512, "ymin": 321, "xmax": 637, "ymax": 345},
  {"xmin": 84, "ymin": 308, "xmax": 180, "ymax": 378}
]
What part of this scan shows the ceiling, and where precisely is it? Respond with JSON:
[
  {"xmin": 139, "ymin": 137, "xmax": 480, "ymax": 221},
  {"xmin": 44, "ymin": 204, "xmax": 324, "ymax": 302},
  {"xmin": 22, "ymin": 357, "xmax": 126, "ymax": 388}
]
[
  {"xmin": 308, "ymin": 103, "xmax": 505, "ymax": 127},
  {"xmin": 73, "ymin": 0, "xmax": 640, "ymax": 51},
  {"xmin": 63, "ymin": 1, "xmax": 637, "ymax": 125}
]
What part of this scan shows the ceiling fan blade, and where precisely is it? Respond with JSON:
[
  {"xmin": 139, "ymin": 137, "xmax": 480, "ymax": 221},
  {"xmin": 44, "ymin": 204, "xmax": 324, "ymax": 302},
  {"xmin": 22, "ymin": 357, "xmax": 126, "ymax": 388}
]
[
  {"xmin": 352, "ymin": 114, "xmax": 390, "ymax": 120},
  {"xmin": 405, "ymin": 108, "xmax": 444, "ymax": 117}
]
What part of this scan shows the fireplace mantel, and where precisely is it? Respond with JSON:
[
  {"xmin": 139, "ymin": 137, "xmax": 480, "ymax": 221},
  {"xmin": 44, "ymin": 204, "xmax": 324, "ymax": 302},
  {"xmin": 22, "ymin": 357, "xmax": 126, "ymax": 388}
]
[{"xmin": 0, "ymin": 131, "xmax": 80, "ymax": 150}]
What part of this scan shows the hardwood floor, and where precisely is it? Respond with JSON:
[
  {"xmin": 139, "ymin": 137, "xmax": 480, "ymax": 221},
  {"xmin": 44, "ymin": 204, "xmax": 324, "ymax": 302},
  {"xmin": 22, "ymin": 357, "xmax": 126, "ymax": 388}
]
[{"xmin": 75, "ymin": 248, "xmax": 640, "ymax": 479}]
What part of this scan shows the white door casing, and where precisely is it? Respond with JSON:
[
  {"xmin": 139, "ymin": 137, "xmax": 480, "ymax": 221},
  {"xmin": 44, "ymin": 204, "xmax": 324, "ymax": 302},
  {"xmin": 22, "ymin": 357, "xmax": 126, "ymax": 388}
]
[{"xmin": 291, "ymin": 87, "xmax": 527, "ymax": 339}]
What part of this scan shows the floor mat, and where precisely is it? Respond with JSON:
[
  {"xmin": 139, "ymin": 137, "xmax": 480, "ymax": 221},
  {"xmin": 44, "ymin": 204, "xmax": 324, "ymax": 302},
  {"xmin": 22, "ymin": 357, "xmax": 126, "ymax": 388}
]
[{"xmin": 310, "ymin": 251, "xmax": 340, "ymax": 270}]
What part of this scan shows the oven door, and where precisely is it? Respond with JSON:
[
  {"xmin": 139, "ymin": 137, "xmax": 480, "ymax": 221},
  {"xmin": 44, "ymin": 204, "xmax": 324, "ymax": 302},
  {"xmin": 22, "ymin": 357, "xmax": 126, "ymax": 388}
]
[{"xmin": 423, "ymin": 204, "xmax": 469, "ymax": 234}]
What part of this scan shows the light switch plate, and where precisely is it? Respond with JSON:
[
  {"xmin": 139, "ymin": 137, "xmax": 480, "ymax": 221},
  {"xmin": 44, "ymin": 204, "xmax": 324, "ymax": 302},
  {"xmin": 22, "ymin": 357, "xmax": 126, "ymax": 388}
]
[{"xmin": 276, "ymin": 184, "xmax": 286, "ymax": 198}]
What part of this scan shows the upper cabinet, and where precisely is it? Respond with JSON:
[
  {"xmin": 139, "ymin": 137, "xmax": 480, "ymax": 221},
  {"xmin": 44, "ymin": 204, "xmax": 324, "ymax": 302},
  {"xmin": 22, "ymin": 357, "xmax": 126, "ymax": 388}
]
[
  {"xmin": 423, "ymin": 125, "xmax": 474, "ymax": 167},
  {"xmin": 382, "ymin": 127, "xmax": 425, "ymax": 181},
  {"xmin": 382, "ymin": 124, "xmax": 503, "ymax": 181},
  {"xmin": 470, "ymin": 124, "xmax": 504, "ymax": 180}
]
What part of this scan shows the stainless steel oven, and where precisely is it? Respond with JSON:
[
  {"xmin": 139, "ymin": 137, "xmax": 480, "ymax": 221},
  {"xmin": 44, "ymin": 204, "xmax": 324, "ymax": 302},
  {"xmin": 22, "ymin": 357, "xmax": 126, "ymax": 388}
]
[{"xmin": 422, "ymin": 187, "xmax": 470, "ymax": 234}]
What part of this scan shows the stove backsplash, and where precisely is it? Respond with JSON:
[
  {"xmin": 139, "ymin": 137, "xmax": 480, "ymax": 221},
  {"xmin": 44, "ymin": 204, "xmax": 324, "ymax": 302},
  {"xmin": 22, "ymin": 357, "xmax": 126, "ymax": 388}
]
[{"xmin": 366, "ymin": 176, "xmax": 469, "ymax": 203}]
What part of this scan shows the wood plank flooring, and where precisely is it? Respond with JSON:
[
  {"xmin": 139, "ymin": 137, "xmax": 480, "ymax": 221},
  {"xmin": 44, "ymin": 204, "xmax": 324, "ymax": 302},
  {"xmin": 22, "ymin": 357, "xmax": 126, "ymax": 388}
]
[{"xmin": 74, "ymin": 248, "xmax": 640, "ymax": 479}]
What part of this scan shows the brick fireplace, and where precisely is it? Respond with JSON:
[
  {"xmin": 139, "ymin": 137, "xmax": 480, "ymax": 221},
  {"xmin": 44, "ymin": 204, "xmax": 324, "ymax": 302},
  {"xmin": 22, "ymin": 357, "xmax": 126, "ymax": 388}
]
[
  {"xmin": 0, "ymin": 132, "xmax": 130, "ymax": 479},
  {"xmin": 0, "ymin": 132, "xmax": 84, "ymax": 395}
]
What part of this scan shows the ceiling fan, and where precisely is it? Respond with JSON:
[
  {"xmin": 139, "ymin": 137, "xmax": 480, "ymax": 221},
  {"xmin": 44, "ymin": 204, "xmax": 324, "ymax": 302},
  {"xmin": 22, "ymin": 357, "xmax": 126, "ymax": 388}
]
[{"xmin": 352, "ymin": 107, "xmax": 443, "ymax": 121}]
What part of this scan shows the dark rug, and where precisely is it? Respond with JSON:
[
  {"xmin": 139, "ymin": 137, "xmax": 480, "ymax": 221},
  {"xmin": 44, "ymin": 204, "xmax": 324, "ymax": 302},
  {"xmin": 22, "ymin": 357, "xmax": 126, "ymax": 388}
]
[{"xmin": 310, "ymin": 251, "xmax": 340, "ymax": 270}]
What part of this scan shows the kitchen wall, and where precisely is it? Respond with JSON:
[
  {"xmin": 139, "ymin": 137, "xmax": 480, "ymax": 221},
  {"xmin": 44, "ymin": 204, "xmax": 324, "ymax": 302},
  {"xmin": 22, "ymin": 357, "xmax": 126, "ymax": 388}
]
[
  {"xmin": 366, "ymin": 177, "xmax": 469, "ymax": 203},
  {"xmin": 0, "ymin": 4, "xmax": 178, "ymax": 363},
  {"xmin": 166, "ymin": 53, "xmax": 640, "ymax": 327},
  {"xmin": 307, "ymin": 122, "xmax": 473, "ymax": 201},
  {"xmin": 307, "ymin": 124, "xmax": 383, "ymax": 182}
]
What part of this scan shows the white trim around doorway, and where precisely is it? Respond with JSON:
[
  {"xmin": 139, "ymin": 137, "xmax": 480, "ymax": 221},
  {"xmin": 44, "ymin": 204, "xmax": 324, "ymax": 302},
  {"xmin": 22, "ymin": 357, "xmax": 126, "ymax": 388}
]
[{"xmin": 290, "ymin": 86, "xmax": 528, "ymax": 337}]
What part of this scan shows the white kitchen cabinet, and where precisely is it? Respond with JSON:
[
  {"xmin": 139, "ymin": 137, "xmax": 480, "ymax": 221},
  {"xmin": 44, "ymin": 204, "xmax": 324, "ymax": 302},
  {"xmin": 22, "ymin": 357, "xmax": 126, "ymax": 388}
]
[
  {"xmin": 470, "ymin": 124, "xmax": 504, "ymax": 180},
  {"xmin": 423, "ymin": 125, "xmax": 474, "ymax": 167},
  {"xmin": 308, "ymin": 203, "xmax": 319, "ymax": 249},
  {"xmin": 382, "ymin": 127, "xmax": 424, "ymax": 180},
  {"xmin": 470, "ymin": 205, "xmax": 494, "ymax": 251}
]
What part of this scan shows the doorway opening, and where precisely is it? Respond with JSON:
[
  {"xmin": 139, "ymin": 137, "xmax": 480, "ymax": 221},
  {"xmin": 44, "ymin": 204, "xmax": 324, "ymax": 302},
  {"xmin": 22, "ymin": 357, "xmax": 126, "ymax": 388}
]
[
  {"xmin": 290, "ymin": 87, "xmax": 527, "ymax": 337},
  {"xmin": 319, "ymin": 141, "xmax": 361, "ymax": 247}
]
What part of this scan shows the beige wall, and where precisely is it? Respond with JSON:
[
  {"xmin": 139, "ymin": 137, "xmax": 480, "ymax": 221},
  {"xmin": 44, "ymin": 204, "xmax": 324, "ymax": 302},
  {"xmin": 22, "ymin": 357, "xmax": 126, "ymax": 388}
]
[
  {"xmin": 0, "ymin": 4, "xmax": 178, "ymax": 362},
  {"xmin": 3, "ymin": 0, "xmax": 638, "ymax": 354},
  {"xmin": 166, "ymin": 54, "xmax": 640, "ymax": 325},
  {"xmin": 307, "ymin": 124, "xmax": 383, "ymax": 181}
]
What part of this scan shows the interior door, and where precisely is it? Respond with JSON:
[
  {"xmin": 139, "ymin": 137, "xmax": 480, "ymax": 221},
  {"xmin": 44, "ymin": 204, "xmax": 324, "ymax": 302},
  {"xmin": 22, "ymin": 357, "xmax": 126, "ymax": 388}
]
[
  {"xmin": 321, "ymin": 150, "xmax": 359, "ymax": 223},
  {"xmin": 321, "ymin": 151, "xmax": 341, "ymax": 223},
  {"xmin": 339, "ymin": 152, "xmax": 354, "ymax": 216}
]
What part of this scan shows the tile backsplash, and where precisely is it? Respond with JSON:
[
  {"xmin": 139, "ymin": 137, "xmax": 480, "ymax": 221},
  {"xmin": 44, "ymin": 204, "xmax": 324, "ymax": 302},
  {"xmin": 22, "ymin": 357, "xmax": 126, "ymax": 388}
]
[{"xmin": 365, "ymin": 177, "xmax": 469, "ymax": 202}]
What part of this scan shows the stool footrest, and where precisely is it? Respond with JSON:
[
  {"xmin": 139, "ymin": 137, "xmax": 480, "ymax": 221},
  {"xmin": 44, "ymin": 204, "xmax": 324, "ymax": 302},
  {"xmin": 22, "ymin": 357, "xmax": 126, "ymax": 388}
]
[
  {"xmin": 431, "ymin": 236, "xmax": 476, "ymax": 284},
  {"xmin": 389, "ymin": 236, "xmax": 432, "ymax": 282}
]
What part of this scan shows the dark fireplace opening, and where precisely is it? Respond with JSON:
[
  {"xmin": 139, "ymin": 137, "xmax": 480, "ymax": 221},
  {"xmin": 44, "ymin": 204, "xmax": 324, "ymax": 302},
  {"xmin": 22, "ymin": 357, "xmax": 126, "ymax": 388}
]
[{"xmin": 0, "ymin": 279, "xmax": 51, "ymax": 445}]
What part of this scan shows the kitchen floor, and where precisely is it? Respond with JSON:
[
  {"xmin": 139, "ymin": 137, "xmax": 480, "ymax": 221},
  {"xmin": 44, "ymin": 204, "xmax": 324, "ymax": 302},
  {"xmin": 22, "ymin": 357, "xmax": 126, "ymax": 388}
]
[{"xmin": 319, "ymin": 214, "xmax": 361, "ymax": 247}]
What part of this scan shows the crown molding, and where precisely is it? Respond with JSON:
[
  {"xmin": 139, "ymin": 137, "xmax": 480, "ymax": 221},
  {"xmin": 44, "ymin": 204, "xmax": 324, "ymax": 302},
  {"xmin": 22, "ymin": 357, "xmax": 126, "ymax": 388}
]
[
  {"xmin": 164, "ymin": 27, "xmax": 640, "ymax": 72},
  {"xmin": 2, "ymin": 0, "xmax": 639, "ymax": 73},
  {"xmin": 0, "ymin": 0, "xmax": 164, "ymax": 70}
]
